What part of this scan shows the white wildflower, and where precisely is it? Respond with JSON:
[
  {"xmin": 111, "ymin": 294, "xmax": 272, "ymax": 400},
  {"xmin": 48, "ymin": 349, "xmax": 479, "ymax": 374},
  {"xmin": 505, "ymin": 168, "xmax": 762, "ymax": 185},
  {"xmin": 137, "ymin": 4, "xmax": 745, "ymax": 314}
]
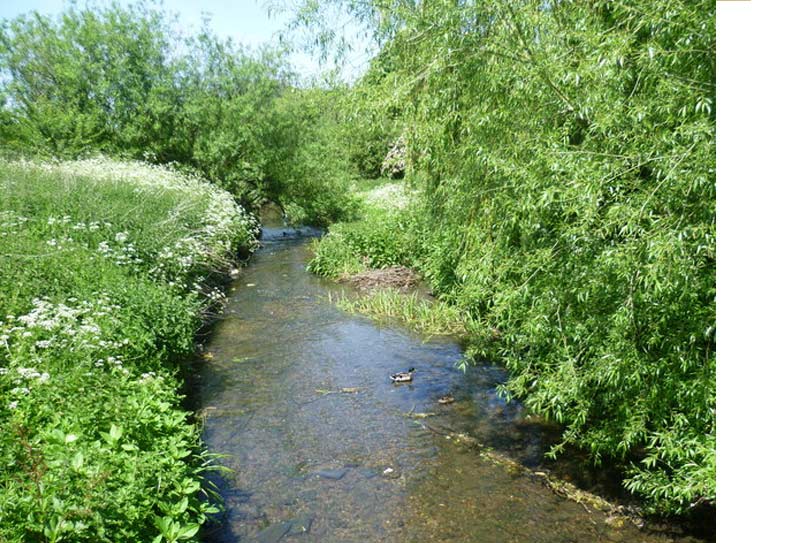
[
  {"xmin": 138, "ymin": 371, "xmax": 157, "ymax": 382},
  {"xmin": 17, "ymin": 368, "xmax": 41, "ymax": 379}
]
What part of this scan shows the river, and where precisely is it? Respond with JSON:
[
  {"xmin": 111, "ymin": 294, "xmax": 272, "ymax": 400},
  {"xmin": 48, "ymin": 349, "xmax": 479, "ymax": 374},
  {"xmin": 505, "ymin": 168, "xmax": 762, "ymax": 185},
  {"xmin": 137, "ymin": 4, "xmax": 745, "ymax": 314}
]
[{"xmin": 195, "ymin": 223, "xmax": 689, "ymax": 543}]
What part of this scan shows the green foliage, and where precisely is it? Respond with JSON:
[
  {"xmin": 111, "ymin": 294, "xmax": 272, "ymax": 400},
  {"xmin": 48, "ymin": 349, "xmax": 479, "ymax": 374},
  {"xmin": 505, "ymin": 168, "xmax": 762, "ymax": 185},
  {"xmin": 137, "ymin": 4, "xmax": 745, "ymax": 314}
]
[
  {"xmin": 338, "ymin": 82, "xmax": 398, "ymax": 179},
  {"xmin": 0, "ymin": 0, "xmax": 717, "ymax": 520},
  {"xmin": 174, "ymin": 32, "xmax": 287, "ymax": 207},
  {"xmin": 308, "ymin": 230, "xmax": 368, "ymax": 278},
  {"xmin": 0, "ymin": 2, "xmax": 179, "ymax": 157},
  {"xmin": 267, "ymin": 88, "xmax": 361, "ymax": 225},
  {"xmin": 0, "ymin": 158, "xmax": 255, "ymax": 541},
  {"xmin": 306, "ymin": 0, "xmax": 716, "ymax": 516},
  {"xmin": 308, "ymin": 205, "xmax": 413, "ymax": 277},
  {"xmin": 0, "ymin": 2, "xmax": 356, "ymax": 225}
]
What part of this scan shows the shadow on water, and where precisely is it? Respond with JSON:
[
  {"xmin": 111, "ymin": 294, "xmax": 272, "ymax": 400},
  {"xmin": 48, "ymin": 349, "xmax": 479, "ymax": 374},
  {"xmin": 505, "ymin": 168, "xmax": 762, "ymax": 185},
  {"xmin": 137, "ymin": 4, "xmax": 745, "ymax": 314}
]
[{"xmin": 195, "ymin": 222, "xmax": 704, "ymax": 543}]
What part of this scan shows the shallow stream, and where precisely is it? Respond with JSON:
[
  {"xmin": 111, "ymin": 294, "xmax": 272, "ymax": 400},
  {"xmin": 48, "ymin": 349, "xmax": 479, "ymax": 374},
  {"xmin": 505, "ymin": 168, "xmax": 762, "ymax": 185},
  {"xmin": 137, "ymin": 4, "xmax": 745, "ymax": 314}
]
[{"xmin": 196, "ymin": 224, "xmax": 685, "ymax": 543}]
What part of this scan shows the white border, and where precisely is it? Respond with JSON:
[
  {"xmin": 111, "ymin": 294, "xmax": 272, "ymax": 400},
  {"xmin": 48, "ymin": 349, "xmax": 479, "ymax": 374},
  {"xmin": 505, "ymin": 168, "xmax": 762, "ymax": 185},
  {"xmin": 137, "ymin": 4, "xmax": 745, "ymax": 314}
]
[{"xmin": 718, "ymin": 1, "xmax": 800, "ymax": 540}]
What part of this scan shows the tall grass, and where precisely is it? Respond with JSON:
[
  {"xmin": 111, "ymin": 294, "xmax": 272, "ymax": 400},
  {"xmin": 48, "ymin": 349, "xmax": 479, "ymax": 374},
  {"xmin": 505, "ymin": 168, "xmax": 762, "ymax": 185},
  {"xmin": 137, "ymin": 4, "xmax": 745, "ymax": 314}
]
[
  {"xmin": 0, "ymin": 157, "xmax": 256, "ymax": 542},
  {"xmin": 335, "ymin": 289, "xmax": 467, "ymax": 338}
]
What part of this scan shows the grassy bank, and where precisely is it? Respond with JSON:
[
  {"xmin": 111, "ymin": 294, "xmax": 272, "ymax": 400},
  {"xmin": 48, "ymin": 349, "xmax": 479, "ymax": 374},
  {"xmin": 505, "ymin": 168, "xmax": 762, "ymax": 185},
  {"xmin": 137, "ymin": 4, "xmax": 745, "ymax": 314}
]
[{"xmin": 0, "ymin": 158, "xmax": 256, "ymax": 542}]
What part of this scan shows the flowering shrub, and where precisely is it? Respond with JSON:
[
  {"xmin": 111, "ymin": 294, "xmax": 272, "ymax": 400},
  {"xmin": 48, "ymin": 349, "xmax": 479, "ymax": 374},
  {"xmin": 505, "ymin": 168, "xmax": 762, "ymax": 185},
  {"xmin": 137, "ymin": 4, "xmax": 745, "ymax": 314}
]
[{"xmin": 0, "ymin": 158, "xmax": 256, "ymax": 541}]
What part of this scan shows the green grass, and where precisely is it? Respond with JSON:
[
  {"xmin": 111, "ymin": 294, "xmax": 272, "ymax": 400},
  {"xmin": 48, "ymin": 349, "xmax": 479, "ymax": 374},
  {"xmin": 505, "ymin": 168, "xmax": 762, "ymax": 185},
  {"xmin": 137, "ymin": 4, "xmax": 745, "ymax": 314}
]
[
  {"xmin": 0, "ymin": 157, "xmax": 257, "ymax": 542},
  {"xmin": 350, "ymin": 176, "xmax": 393, "ymax": 194},
  {"xmin": 335, "ymin": 289, "xmax": 467, "ymax": 338}
]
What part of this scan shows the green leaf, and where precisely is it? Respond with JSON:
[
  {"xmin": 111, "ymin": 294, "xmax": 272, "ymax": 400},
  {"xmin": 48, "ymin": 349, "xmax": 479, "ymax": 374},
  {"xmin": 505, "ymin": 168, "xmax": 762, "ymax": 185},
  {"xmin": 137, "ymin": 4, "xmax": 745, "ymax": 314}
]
[
  {"xmin": 71, "ymin": 451, "xmax": 84, "ymax": 471},
  {"xmin": 177, "ymin": 524, "xmax": 200, "ymax": 540},
  {"xmin": 110, "ymin": 424, "xmax": 122, "ymax": 441}
]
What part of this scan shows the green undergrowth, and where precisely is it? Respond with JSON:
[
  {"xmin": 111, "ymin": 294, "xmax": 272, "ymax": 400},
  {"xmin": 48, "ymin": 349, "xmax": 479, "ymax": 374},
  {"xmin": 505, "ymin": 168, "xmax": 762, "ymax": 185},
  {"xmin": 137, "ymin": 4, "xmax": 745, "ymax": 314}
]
[
  {"xmin": 0, "ymin": 157, "xmax": 257, "ymax": 542},
  {"xmin": 308, "ymin": 206, "xmax": 414, "ymax": 279},
  {"xmin": 308, "ymin": 179, "xmax": 416, "ymax": 278},
  {"xmin": 334, "ymin": 289, "xmax": 467, "ymax": 338}
]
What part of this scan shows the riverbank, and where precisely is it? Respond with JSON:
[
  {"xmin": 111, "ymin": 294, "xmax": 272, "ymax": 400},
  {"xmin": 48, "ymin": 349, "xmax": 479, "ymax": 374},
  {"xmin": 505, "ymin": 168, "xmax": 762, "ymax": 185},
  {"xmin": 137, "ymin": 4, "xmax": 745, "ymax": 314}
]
[
  {"xmin": 0, "ymin": 158, "xmax": 256, "ymax": 542},
  {"xmin": 307, "ymin": 180, "xmax": 715, "ymax": 534}
]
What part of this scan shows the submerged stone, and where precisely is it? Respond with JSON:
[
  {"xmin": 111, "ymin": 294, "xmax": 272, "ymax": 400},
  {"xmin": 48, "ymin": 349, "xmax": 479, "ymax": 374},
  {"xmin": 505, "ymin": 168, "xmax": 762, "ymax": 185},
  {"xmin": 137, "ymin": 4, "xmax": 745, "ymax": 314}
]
[
  {"xmin": 316, "ymin": 468, "xmax": 347, "ymax": 480},
  {"xmin": 418, "ymin": 447, "xmax": 438, "ymax": 458}
]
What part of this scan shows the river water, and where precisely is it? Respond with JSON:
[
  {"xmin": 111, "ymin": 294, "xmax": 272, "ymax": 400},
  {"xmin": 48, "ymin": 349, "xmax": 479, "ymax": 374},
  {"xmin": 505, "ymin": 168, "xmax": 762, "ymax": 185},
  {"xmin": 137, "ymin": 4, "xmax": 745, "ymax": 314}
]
[{"xmin": 196, "ymin": 224, "xmax": 685, "ymax": 543}]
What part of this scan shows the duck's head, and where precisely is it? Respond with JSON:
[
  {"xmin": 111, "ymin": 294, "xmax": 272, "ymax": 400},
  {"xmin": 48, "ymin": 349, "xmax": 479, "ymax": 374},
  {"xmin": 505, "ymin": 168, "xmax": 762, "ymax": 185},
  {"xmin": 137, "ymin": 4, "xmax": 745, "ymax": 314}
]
[{"xmin": 408, "ymin": 367, "xmax": 416, "ymax": 373}]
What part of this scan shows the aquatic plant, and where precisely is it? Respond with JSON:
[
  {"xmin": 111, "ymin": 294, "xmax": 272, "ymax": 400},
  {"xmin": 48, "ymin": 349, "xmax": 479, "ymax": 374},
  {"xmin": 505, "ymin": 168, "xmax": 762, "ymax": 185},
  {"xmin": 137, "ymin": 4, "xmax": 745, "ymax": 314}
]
[{"xmin": 335, "ymin": 289, "xmax": 467, "ymax": 338}]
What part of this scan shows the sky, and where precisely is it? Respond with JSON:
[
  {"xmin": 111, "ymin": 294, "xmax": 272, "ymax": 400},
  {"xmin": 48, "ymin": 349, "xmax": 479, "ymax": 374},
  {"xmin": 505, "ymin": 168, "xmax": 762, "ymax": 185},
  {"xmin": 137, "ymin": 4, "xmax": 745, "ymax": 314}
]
[{"xmin": 0, "ymin": 0, "xmax": 373, "ymax": 82}]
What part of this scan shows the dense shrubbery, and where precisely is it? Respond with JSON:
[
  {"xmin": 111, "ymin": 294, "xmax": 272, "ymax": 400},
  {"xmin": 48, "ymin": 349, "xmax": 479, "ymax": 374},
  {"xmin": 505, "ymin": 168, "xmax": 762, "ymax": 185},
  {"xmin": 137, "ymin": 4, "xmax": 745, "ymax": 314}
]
[
  {"xmin": 307, "ymin": 0, "xmax": 716, "ymax": 516},
  {"xmin": 267, "ymin": 88, "xmax": 361, "ymax": 225},
  {"xmin": 0, "ymin": 2, "xmax": 356, "ymax": 225},
  {"xmin": 0, "ymin": 158, "xmax": 256, "ymax": 541},
  {"xmin": 309, "ymin": 210, "xmax": 410, "ymax": 277}
]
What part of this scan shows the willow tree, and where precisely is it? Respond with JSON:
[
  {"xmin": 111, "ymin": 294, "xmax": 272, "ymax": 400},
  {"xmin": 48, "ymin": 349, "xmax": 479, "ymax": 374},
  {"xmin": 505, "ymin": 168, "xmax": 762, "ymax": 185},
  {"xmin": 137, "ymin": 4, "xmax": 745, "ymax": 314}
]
[{"xmin": 290, "ymin": 0, "xmax": 716, "ymax": 516}]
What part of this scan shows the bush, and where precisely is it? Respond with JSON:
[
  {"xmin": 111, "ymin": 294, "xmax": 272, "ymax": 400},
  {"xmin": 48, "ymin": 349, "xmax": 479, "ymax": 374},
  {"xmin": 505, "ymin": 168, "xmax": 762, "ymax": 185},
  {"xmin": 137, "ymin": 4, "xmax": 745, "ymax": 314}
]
[
  {"xmin": 0, "ymin": 2, "xmax": 180, "ymax": 158},
  {"xmin": 308, "ymin": 205, "xmax": 413, "ymax": 277},
  {"xmin": 0, "ymin": 157, "xmax": 256, "ymax": 542},
  {"xmin": 267, "ymin": 88, "xmax": 361, "ymax": 226}
]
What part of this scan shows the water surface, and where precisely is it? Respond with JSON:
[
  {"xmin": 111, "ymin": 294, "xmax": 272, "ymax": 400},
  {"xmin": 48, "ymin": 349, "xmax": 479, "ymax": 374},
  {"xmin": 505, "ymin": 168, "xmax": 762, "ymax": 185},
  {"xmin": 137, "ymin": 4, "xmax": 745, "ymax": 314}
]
[{"xmin": 197, "ymin": 224, "xmax": 680, "ymax": 543}]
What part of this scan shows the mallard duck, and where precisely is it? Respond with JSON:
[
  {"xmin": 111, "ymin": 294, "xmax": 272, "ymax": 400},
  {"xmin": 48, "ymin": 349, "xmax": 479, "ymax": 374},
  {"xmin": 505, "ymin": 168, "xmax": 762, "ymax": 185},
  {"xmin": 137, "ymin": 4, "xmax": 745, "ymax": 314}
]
[
  {"xmin": 437, "ymin": 394, "xmax": 455, "ymax": 405},
  {"xmin": 390, "ymin": 367, "xmax": 416, "ymax": 383}
]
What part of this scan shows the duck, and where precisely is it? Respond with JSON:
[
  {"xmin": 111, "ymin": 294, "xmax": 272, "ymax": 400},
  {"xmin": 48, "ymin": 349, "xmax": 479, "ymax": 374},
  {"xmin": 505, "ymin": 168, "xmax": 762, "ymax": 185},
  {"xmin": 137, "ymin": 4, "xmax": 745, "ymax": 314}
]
[
  {"xmin": 390, "ymin": 367, "xmax": 416, "ymax": 383},
  {"xmin": 437, "ymin": 394, "xmax": 455, "ymax": 405}
]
